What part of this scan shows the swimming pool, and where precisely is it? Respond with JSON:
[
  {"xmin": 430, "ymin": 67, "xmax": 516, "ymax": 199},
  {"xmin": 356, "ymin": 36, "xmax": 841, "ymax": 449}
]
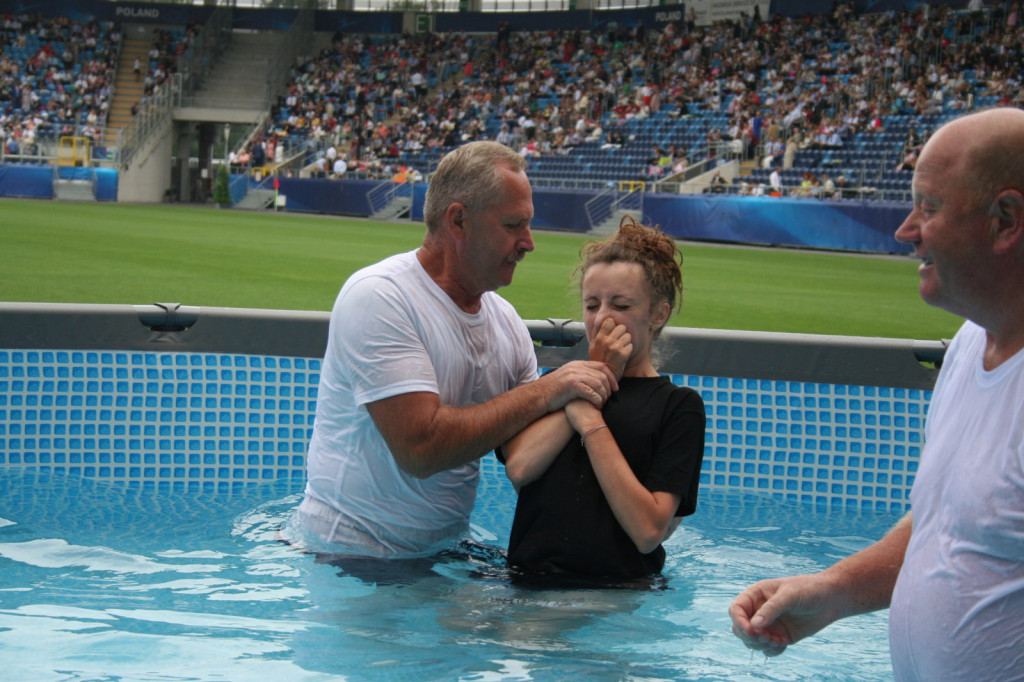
[
  {"xmin": 0, "ymin": 462, "xmax": 898, "ymax": 681},
  {"xmin": 0, "ymin": 303, "xmax": 941, "ymax": 680}
]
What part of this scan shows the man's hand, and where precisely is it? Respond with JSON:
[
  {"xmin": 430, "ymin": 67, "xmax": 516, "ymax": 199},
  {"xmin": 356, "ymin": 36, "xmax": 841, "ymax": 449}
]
[
  {"xmin": 538, "ymin": 360, "xmax": 618, "ymax": 412},
  {"xmin": 730, "ymin": 513, "xmax": 910, "ymax": 655},
  {"xmin": 728, "ymin": 574, "xmax": 842, "ymax": 656}
]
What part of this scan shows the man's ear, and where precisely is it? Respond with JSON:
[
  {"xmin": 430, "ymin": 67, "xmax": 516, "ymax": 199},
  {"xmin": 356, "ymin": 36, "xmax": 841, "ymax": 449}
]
[
  {"xmin": 446, "ymin": 204, "xmax": 467, "ymax": 237},
  {"xmin": 989, "ymin": 189, "xmax": 1024, "ymax": 255}
]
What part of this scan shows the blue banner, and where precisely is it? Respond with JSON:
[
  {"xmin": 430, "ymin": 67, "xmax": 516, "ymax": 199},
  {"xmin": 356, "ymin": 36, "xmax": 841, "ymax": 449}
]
[
  {"xmin": 0, "ymin": 164, "xmax": 54, "ymax": 199},
  {"xmin": 1, "ymin": 164, "xmax": 118, "ymax": 201},
  {"xmin": 645, "ymin": 194, "xmax": 912, "ymax": 253}
]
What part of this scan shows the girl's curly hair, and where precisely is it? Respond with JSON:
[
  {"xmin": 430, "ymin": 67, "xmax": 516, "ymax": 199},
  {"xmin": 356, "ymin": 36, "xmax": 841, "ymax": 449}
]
[{"xmin": 575, "ymin": 214, "xmax": 684, "ymax": 335}]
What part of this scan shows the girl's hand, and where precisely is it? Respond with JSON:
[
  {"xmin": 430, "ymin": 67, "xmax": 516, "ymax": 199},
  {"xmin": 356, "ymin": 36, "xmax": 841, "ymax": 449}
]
[
  {"xmin": 589, "ymin": 318, "xmax": 632, "ymax": 380},
  {"xmin": 564, "ymin": 398, "xmax": 603, "ymax": 434}
]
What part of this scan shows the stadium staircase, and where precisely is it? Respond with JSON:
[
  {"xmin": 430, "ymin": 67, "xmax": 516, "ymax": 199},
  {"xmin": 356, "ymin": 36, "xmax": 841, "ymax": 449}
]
[
  {"xmin": 590, "ymin": 208, "xmax": 634, "ymax": 235},
  {"xmin": 367, "ymin": 180, "xmax": 414, "ymax": 221},
  {"xmin": 233, "ymin": 188, "xmax": 276, "ymax": 210},
  {"xmin": 585, "ymin": 184, "xmax": 645, "ymax": 235},
  {"xmin": 102, "ymin": 30, "xmax": 150, "ymax": 151},
  {"xmin": 182, "ymin": 31, "xmax": 279, "ymax": 116}
]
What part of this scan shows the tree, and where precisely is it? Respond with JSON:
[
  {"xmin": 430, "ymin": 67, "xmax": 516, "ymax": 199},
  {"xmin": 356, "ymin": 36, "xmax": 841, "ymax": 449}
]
[{"xmin": 213, "ymin": 163, "xmax": 231, "ymax": 206}]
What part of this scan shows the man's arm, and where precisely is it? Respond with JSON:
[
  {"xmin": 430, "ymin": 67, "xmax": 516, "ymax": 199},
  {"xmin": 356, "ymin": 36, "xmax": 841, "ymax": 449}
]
[
  {"xmin": 729, "ymin": 512, "xmax": 912, "ymax": 655},
  {"xmin": 367, "ymin": 360, "xmax": 618, "ymax": 479}
]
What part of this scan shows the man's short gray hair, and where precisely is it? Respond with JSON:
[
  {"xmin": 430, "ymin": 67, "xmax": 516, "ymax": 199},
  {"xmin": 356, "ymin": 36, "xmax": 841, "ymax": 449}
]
[{"xmin": 423, "ymin": 141, "xmax": 528, "ymax": 231}]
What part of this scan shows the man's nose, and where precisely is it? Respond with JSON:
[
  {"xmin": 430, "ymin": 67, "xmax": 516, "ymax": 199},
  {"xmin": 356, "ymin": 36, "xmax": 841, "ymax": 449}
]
[
  {"xmin": 894, "ymin": 211, "xmax": 918, "ymax": 244},
  {"xmin": 520, "ymin": 226, "xmax": 535, "ymax": 252}
]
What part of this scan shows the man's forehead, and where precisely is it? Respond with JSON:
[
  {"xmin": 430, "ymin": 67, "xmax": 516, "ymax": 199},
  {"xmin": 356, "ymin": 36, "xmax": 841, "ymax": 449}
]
[
  {"xmin": 910, "ymin": 162, "xmax": 940, "ymax": 194},
  {"xmin": 916, "ymin": 132, "xmax": 961, "ymax": 179}
]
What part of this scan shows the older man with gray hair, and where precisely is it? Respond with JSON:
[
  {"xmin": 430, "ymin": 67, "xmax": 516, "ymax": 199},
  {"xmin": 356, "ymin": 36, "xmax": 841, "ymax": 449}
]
[{"xmin": 290, "ymin": 141, "xmax": 618, "ymax": 559}]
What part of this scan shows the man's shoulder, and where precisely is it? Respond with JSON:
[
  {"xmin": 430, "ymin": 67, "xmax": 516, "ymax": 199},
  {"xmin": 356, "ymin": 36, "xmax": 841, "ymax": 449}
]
[
  {"xmin": 350, "ymin": 250, "xmax": 419, "ymax": 281},
  {"xmin": 340, "ymin": 251, "xmax": 421, "ymax": 299}
]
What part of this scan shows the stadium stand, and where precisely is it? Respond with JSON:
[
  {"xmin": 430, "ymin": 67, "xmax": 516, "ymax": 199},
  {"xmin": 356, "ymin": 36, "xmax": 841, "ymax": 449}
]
[
  {"xmin": 222, "ymin": 0, "xmax": 1020, "ymax": 203},
  {"xmin": 0, "ymin": 14, "xmax": 197, "ymax": 161},
  {"xmin": 1, "ymin": 0, "xmax": 1021, "ymax": 211}
]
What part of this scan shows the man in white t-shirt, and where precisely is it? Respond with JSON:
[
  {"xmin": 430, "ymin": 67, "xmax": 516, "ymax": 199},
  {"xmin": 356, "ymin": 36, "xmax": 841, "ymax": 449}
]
[
  {"xmin": 410, "ymin": 70, "xmax": 426, "ymax": 100},
  {"xmin": 729, "ymin": 108, "xmax": 1024, "ymax": 680},
  {"xmin": 291, "ymin": 141, "xmax": 619, "ymax": 558},
  {"xmin": 331, "ymin": 156, "xmax": 347, "ymax": 178}
]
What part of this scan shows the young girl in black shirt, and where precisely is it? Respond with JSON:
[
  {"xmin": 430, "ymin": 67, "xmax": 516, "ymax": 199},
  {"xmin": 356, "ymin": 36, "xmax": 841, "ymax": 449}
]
[{"xmin": 498, "ymin": 216, "xmax": 706, "ymax": 581}]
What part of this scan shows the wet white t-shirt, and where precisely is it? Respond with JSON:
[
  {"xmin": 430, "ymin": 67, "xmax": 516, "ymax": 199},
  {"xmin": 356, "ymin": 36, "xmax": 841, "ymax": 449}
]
[
  {"xmin": 889, "ymin": 321, "xmax": 1024, "ymax": 681},
  {"xmin": 295, "ymin": 250, "xmax": 537, "ymax": 557}
]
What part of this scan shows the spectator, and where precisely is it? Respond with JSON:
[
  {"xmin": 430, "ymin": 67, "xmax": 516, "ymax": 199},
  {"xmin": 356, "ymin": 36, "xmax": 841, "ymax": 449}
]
[
  {"xmin": 332, "ymin": 155, "xmax": 347, "ymax": 178},
  {"xmin": 820, "ymin": 173, "xmax": 835, "ymax": 197},
  {"xmin": 708, "ymin": 170, "xmax": 729, "ymax": 194}
]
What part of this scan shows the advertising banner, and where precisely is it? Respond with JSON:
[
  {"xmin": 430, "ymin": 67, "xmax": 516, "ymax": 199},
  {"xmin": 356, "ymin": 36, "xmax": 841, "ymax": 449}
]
[{"xmin": 688, "ymin": 0, "xmax": 770, "ymax": 25}]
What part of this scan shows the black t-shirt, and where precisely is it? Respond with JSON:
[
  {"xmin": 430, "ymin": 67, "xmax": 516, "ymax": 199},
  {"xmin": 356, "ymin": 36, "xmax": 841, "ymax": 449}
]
[{"xmin": 500, "ymin": 376, "xmax": 706, "ymax": 580}]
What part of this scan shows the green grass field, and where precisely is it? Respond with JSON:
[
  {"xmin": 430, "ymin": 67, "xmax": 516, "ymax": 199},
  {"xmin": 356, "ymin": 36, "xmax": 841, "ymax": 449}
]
[{"xmin": 0, "ymin": 198, "xmax": 962, "ymax": 340}]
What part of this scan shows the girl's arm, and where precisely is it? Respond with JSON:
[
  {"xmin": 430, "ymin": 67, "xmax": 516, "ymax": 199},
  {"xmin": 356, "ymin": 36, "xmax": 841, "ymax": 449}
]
[
  {"xmin": 500, "ymin": 410, "xmax": 575, "ymax": 491},
  {"xmin": 501, "ymin": 318, "xmax": 632, "ymax": 490},
  {"xmin": 565, "ymin": 400, "xmax": 681, "ymax": 554}
]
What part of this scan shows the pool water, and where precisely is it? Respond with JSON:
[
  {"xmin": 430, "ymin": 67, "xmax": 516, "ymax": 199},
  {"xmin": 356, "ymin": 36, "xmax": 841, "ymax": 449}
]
[{"xmin": 0, "ymin": 466, "xmax": 898, "ymax": 681}]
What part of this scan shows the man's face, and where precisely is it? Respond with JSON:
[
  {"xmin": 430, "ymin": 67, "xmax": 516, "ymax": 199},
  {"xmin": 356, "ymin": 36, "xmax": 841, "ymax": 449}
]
[
  {"xmin": 460, "ymin": 167, "xmax": 535, "ymax": 293},
  {"xmin": 895, "ymin": 128, "xmax": 993, "ymax": 318}
]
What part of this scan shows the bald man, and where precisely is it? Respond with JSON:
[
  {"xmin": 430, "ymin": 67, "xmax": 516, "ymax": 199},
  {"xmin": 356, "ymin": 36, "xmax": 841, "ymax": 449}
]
[{"xmin": 729, "ymin": 108, "xmax": 1024, "ymax": 681}]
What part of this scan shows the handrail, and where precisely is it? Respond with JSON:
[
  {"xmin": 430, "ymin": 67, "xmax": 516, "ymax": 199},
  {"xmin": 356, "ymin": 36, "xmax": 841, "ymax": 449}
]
[
  {"xmin": 583, "ymin": 184, "xmax": 617, "ymax": 232},
  {"xmin": 366, "ymin": 179, "xmax": 414, "ymax": 217},
  {"xmin": 614, "ymin": 181, "xmax": 644, "ymax": 219},
  {"xmin": 115, "ymin": 74, "xmax": 179, "ymax": 168}
]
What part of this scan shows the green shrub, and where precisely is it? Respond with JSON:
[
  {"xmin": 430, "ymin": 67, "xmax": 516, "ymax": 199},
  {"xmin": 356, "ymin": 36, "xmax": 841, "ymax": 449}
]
[{"xmin": 212, "ymin": 163, "xmax": 231, "ymax": 205}]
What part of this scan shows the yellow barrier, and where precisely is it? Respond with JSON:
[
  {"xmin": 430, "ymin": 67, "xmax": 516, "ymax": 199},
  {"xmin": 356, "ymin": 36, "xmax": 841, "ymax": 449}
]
[{"xmin": 57, "ymin": 136, "xmax": 90, "ymax": 167}]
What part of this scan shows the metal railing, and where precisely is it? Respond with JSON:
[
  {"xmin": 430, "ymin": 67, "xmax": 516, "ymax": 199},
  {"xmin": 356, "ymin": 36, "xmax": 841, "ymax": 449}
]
[
  {"xmin": 366, "ymin": 179, "xmax": 415, "ymax": 218},
  {"xmin": 174, "ymin": 8, "xmax": 235, "ymax": 107},
  {"xmin": 116, "ymin": 75, "xmax": 180, "ymax": 168},
  {"xmin": 583, "ymin": 184, "xmax": 617, "ymax": 232}
]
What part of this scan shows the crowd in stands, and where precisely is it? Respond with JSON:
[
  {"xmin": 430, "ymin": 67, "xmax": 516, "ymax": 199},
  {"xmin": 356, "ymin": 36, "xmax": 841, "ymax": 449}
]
[
  {"xmin": 0, "ymin": 12, "xmax": 198, "ymax": 158},
  {"xmin": 238, "ymin": 0, "xmax": 1023, "ymax": 198},
  {"xmin": 4, "ymin": 3, "xmax": 1024, "ymax": 199},
  {"xmin": 0, "ymin": 14, "xmax": 120, "ymax": 156}
]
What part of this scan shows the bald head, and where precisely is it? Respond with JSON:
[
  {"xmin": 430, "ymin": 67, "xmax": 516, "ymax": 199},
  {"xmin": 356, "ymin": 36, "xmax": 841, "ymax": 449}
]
[{"xmin": 921, "ymin": 108, "xmax": 1024, "ymax": 208}]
